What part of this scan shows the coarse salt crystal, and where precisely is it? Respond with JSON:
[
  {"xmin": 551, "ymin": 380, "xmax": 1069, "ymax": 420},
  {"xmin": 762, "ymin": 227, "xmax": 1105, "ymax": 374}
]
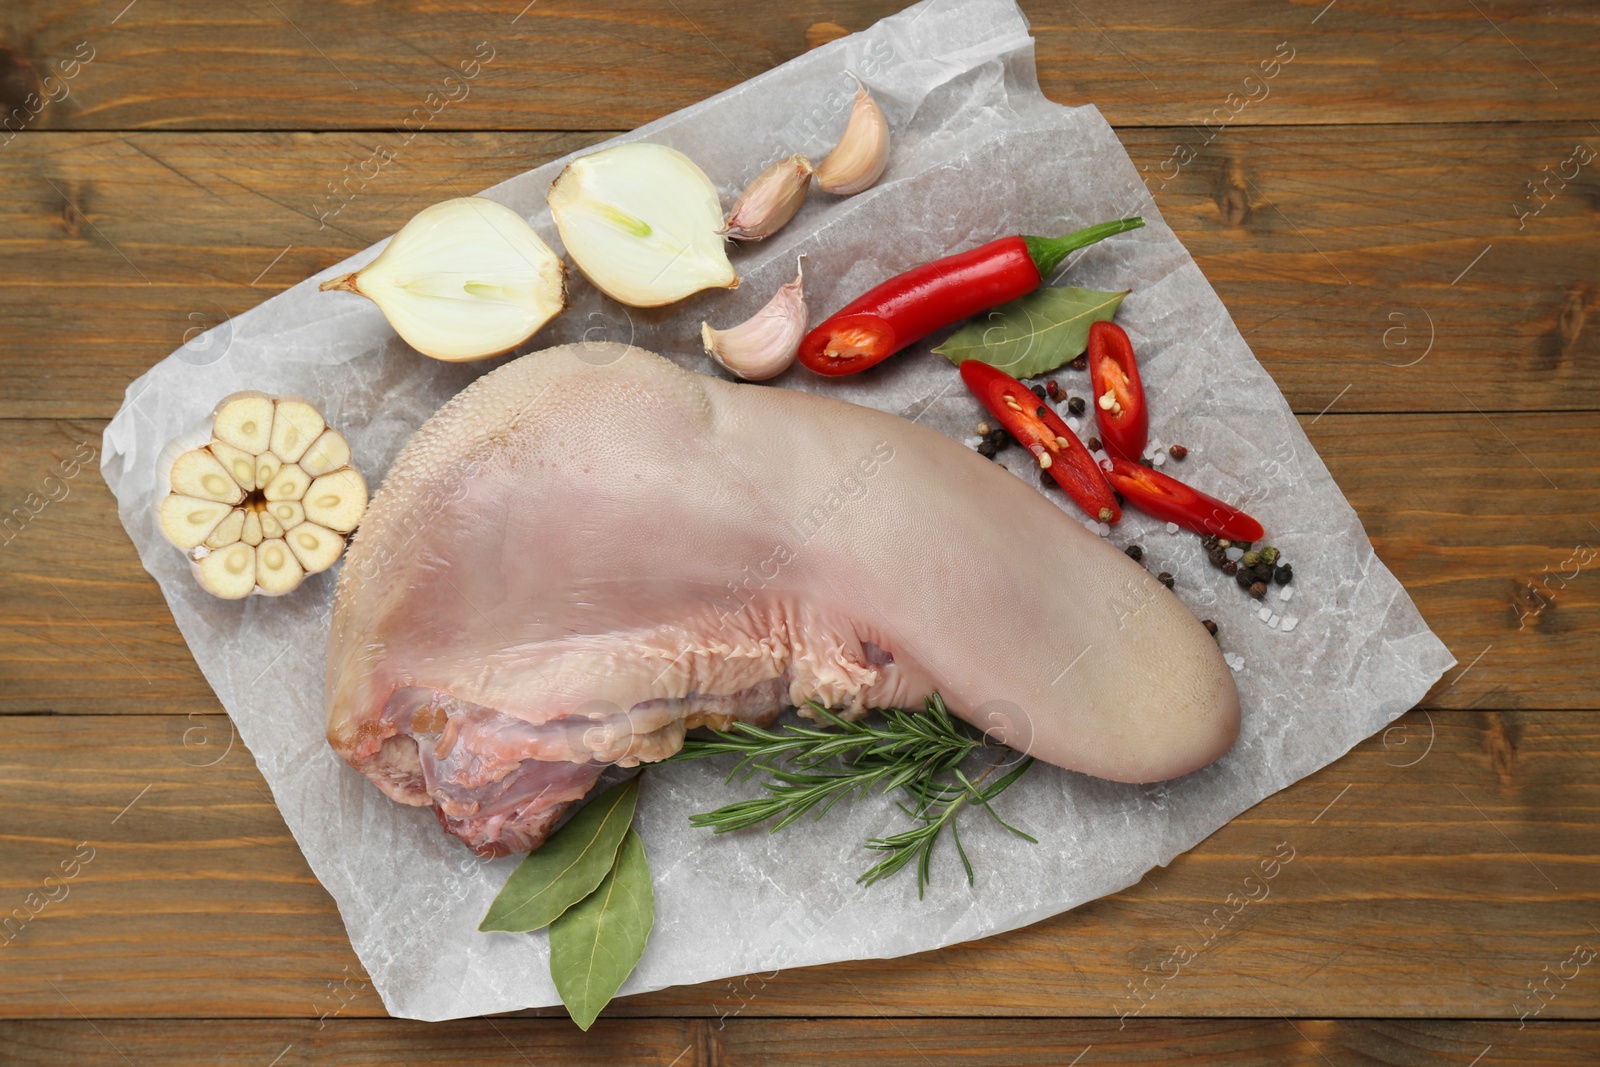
[
  {"xmin": 1257, "ymin": 606, "xmax": 1272, "ymax": 622},
  {"xmin": 1279, "ymin": 585, "xmax": 1294, "ymax": 602},
  {"xmin": 1152, "ymin": 452, "xmax": 1166, "ymax": 466},
  {"xmin": 1281, "ymin": 617, "xmax": 1298, "ymax": 632},
  {"xmin": 964, "ymin": 436, "xmax": 982, "ymax": 449},
  {"xmin": 1268, "ymin": 614, "xmax": 1280, "ymax": 628},
  {"xmin": 1097, "ymin": 522, "xmax": 1111, "ymax": 537},
  {"xmin": 1067, "ymin": 416, "xmax": 1081, "ymax": 432},
  {"xmin": 1226, "ymin": 547, "xmax": 1244, "ymax": 562},
  {"xmin": 1165, "ymin": 522, "xmax": 1179, "ymax": 535}
]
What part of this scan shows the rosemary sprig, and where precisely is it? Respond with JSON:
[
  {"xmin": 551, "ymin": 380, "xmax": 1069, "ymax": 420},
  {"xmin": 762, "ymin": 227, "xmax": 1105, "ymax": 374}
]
[{"xmin": 671, "ymin": 694, "xmax": 1037, "ymax": 896}]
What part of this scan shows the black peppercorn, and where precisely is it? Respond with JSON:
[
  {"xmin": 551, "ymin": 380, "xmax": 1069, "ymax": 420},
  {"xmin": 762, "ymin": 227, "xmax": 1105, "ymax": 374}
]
[
  {"xmin": 1202, "ymin": 619, "xmax": 1218, "ymax": 636},
  {"xmin": 1069, "ymin": 354, "xmax": 1087, "ymax": 371},
  {"xmin": 1157, "ymin": 571, "xmax": 1175, "ymax": 589},
  {"xmin": 1067, "ymin": 396, "xmax": 1086, "ymax": 416},
  {"xmin": 1125, "ymin": 544, "xmax": 1144, "ymax": 562},
  {"xmin": 1223, "ymin": 560, "xmax": 1239, "ymax": 576},
  {"xmin": 1236, "ymin": 568, "xmax": 1253, "ymax": 588},
  {"xmin": 1086, "ymin": 436, "xmax": 1101, "ymax": 452},
  {"xmin": 1274, "ymin": 564, "xmax": 1293, "ymax": 585},
  {"xmin": 1030, "ymin": 384, "xmax": 1046, "ymax": 399},
  {"xmin": 1138, "ymin": 457, "xmax": 1154, "ymax": 468},
  {"xmin": 1208, "ymin": 548, "xmax": 1227, "ymax": 567}
]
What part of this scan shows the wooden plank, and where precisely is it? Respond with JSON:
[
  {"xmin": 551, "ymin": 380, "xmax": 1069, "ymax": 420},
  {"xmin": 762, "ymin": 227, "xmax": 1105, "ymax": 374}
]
[
  {"xmin": 3, "ymin": 1018, "xmax": 1599, "ymax": 1066},
  {"xmin": 1, "ymin": 710, "xmax": 1596, "ymax": 1018},
  {"xmin": 3, "ymin": 412, "xmax": 1594, "ymax": 716},
  {"xmin": 1, "ymin": 2, "xmax": 1595, "ymax": 132},
  {"xmin": 2, "ymin": 124, "xmax": 1594, "ymax": 420}
]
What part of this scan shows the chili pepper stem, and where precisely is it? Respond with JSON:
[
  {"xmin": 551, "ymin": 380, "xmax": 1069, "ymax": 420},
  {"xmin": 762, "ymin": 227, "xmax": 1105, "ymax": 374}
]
[{"xmin": 1023, "ymin": 217, "xmax": 1145, "ymax": 279}]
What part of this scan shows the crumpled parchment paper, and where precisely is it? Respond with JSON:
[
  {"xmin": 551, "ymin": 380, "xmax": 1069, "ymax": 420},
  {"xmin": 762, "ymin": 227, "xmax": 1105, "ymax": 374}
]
[{"xmin": 102, "ymin": 0, "xmax": 1454, "ymax": 1021}]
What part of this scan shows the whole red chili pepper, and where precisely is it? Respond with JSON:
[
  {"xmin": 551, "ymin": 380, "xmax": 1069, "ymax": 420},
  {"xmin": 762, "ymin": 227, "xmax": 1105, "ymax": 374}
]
[
  {"xmin": 960, "ymin": 360, "xmax": 1120, "ymax": 524},
  {"xmin": 1087, "ymin": 320, "xmax": 1148, "ymax": 461},
  {"xmin": 798, "ymin": 217, "xmax": 1145, "ymax": 376},
  {"xmin": 1102, "ymin": 457, "xmax": 1264, "ymax": 543}
]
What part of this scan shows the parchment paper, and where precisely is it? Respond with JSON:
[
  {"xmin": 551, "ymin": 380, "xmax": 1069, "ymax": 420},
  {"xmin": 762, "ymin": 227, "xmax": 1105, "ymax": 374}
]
[{"xmin": 102, "ymin": 0, "xmax": 1454, "ymax": 1021}]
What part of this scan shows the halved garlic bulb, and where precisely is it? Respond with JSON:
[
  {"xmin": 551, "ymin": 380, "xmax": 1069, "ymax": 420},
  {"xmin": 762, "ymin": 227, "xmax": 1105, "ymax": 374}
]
[
  {"xmin": 816, "ymin": 77, "xmax": 890, "ymax": 195},
  {"xmin": 547, "ymin": 142, "xmax": 738, "ymax": 307},
  {"xmin": 701, "ymin": 258, "xmax": 807, "ymax": 381},
  {"xmin": 156, "ymin": 392, "xmax": 368, "ymax": 599},
  {"xmin": 320, "ymin": 197, "xmax": 566, "ymax": 363}
]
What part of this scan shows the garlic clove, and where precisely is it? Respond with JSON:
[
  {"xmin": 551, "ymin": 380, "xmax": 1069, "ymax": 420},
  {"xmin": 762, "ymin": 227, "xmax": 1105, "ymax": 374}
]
[
  {"xmin": 816, "ymin": 78, "xmax": 890, "ymax": 195},
  {"xmin": 701, "ymin": 258, "xmax": 808, "ymax": 381},
  {"xmin": 259, "ymin": 509, "xmax": 284, "ymax": 540},
  {"xmin": 267, "ymin": 498, "xmax": 305, "ymax": 532},
  {"xmin": 204, "ymin": 508, "xmax": 247, "ymax": 550},
  {"xmin": 209, "ymin": 439, "xmax": 258, "ymax": 491},
  {"xmin": 321, "ymin": 197, "xmax": 566, "ymax": 363},
  {"xmin": 264, "ymin": 462, "xmax": 310, "ymax": 503},
  {"xmin": 286, "ymin": 522, "xmax": 344, "ymax": 574},
  {"xmin": 303, "ymin": 468, "xmax": 368, "ymax": 533},
  {"xmin": 255, "ymin": 451, "xmax": 282, "ymax": 492},
  {"xmin": 197, "ymin": 542, "xmax": 256, "ymax": 600},
  {"xmin": 299, "ymin": 429, "xmax": 351, "ymax": 478},
  {"xmin": 548, "ymin": 142, "xmax": 738, "ymax": 307},
  {"xmin": 723, "ymin": 154, "xmax": 813, "ymax": 240},
  {"xmin": 254, "ymin": 538, "xmax": 305, "ymax": 596},
  {"xmin": 159, "ymin": 494, "xmax": 234, "ymax": 550},
  {"xmin": 169, "ymin": 448, "xmax": 245, "ymax": 505},
  {"xmin": 240, "ymin": 509, "xmax": 264, "ymax": 547},
  {"xmin": 212, "ymin": 393, "xmax": 275, "ymax": 455},
  {"xmin": 269, "ymin": 398, "xmax": 326, "ymax": 465}
]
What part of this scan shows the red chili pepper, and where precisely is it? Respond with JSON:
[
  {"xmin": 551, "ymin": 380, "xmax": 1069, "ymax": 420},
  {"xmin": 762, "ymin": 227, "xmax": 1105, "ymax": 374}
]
[
  {"xmin": 1102, "ymin": 458, "xmax": 1264, "ymax": 542},
  {"xmin": 960, "ymin": 360, "xmax": 1120, "ymax": 524},
  {"xmin": 799, "ymin": 218, "xmax": 1145, "ymax": 376},
  {"xmin": 1086, "ymin": 321, "xmax": 1148, "ymax": 461}
]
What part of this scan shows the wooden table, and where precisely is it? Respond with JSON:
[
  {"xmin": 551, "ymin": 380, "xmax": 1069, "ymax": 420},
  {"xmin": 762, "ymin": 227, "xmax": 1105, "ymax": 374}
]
[{"xmin": 3, "ymin": 1, "xmax": 1597, "ymax": 1062}]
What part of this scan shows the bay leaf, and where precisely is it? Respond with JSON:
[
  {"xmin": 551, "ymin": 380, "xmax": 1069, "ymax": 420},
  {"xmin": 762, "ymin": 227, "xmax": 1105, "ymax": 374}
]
[
  {"xmin": 478, "ymin": 777, "xmax": 638, "ymax": 933},
  {"xmin": 934, "ymin": 287, "xmax": 1129, "ymax": 378},
  {"xmin": 550, "ymin": 827, "xmax": 654, "ymax": 1031}
]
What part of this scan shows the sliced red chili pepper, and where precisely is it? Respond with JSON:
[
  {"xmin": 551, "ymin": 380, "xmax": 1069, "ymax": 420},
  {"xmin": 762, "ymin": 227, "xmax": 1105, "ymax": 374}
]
[
  {"xmin": 799, "ymin": 218, "xmax": 1145, "ymax": 376},
  {"xmin": 1102, "ymin": 457, "xmax": 1264, "ymax": 543},
  {"xmin": 959, "ymin": 360, "xmax": 1120, "ymax": 524},
  {"xmin": 1086, "ymin": 320, "xmax": 1148, "ymax": 461}
]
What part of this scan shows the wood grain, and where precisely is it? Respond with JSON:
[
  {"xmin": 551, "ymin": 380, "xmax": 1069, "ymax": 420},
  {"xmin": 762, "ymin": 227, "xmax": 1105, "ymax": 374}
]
[
  {"xmin": 1, "ymin": 710, "xmax": 1596, "ymax": 1019},
  {"xmin": 3, "ymin": 412, "xmax": 1594, "ymax": 716},
  {"xmin": 2, "ymin": 124, "xmax": 1594, "ymax": 420},
  {"xmin": 0, "ymin": 2, "xmax": 1594, "ymax": 132},
  {"xmin": 4, "ymin": 1018, "xmax": 1599, "ymax": 1066}
]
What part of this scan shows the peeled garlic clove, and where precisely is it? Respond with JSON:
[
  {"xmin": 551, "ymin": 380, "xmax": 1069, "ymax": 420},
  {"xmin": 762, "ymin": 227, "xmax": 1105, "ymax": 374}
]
[
  {"xmin": 254, "ymin": 538, "xmax": 305, "ymax": 596},
  {"xmin": 267, "ymin": 498, "xmax": 305, "ymax": 532},
  {"xmin": 209, "ymin": 439, "xmax": 258, "ymax": 491},
  {"xmin": 157, "ymin": 394, "xmax": 368, "ymax": 598},
  {"xmin": 264, "ymin": 462, "xmax": 310, "ymax": 503},
  {"xmin": 304, "ymin": 468, "xmax": 368, "ymax": 533},
  {"xmin": 159, "ymin": 495, "xmax": 234, "ymax": 550},
  {"xmin": 168, "ymin": 449, "xmax": 244, "ymax": 505},
  {"xmin": 286, "ymin": 522, "xmax": 344, "ymax": 574},
  {"xmin": 701, "ymin": 258, "xmax": 808, "ymax": 382},
  {"xmin": 197, "ymin": 542, "xmax": 256, "ymax": 600},
  {"xmin": 241, "ymin": 509, "xmax": 264, "ymax": 547},
  {"xmin": 321, "ymin": 197, "xmax": 566, "ymax": 362},
  {"xmin": 723, "ymin": 154, "xmax": 813, "ymax": 240},
  {"xmin": 212, "ymin": 393, "xmax": 275, "ymax": 455},
  {"xmin": 816, "ymin": 78, "xmax": 890, "ymax": 195},
  {"xmin": 269, "ymin": 399, "xmax": 325, "ymax": 464},
  {"xmin": 299, "ymin": 429, "xmax": 350, "ymax": 478},
  {"xmin": 548, "ymin": 142, "xmax": 738, "ymax": 307},
  {"xmin": 204, "ymin": 508, "xmax": 246, "ymax": 550}
]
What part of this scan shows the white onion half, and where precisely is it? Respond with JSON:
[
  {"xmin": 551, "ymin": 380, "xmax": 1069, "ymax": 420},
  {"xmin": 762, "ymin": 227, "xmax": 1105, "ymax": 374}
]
[
  {"xmin": 547, "ymin": 143, "xmax": 738, "ymax": 308},
  {"xmin": 322, "ymin": 197, "xmax": 566, "ymax": 362}
]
